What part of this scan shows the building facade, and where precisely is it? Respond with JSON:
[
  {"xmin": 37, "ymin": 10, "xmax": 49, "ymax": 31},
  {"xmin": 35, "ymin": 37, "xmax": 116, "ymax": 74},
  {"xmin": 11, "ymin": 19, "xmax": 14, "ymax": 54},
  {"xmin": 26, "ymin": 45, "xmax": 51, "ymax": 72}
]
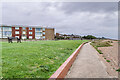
[{"xmin": 0, "ymin": 25, "xmax": 54, "ymax": 40}]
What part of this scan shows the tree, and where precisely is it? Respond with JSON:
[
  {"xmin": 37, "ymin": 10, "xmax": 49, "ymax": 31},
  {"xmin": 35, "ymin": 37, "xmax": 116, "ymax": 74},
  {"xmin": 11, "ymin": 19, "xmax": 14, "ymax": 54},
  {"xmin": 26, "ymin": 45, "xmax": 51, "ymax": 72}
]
[{"xmin": 82, "ymin": 35, "xmax": 96, "ymax": 39}]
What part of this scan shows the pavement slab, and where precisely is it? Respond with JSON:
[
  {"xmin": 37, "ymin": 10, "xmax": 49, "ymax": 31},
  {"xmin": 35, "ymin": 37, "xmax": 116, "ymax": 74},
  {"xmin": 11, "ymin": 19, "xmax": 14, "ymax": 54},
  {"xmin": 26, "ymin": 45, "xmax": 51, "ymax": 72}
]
[{"xmin": 65, "ymin": 43, "xmax": 110, "ymax": 78}]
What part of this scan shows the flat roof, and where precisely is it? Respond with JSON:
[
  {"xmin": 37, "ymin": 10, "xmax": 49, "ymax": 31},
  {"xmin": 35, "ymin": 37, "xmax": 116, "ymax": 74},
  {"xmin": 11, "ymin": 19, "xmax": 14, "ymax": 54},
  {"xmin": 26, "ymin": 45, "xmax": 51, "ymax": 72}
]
[{"xmin": 0, "ymin": 24, "xmax": 54, "ymax": 29}]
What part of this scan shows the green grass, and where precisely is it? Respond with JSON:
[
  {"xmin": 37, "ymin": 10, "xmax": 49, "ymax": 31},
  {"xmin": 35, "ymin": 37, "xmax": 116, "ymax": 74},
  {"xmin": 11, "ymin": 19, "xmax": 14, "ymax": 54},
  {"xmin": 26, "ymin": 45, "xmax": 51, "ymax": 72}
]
[
  {"xmin": 97, "ymin": 50, "xmax": 103, "ymax": 54},
  {"xmin": 90, "ymin": 44, "xmax": 103, "ymax": 54},
  {"xmin": 91, "ymin": 40, "xmax": 112, "ymax": 47},
  {"xmin": 0, "ymin": 42, "xmax": 2, "ymax": 78},
  {"xmin": 90, "ymin": 40, "xmax": 112, "ymax": 54},
  {"xmin": 2, "ymin": 40, "xmax": 87, "ymax": 78}
]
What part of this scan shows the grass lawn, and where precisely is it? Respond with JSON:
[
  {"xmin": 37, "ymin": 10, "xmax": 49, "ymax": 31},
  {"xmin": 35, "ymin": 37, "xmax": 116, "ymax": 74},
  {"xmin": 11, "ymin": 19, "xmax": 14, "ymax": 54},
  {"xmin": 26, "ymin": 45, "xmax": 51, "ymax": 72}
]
[
  {"xmin": 2, "ymin": 40, "xmax": 87, "ymax": 78},
  {"xmin": 0, "ymin": 43, "xmax": 2, "ymax": 78},
  {"xmin": 91, "ymin": 40, "xmax": 112, "ymax": 47},
  {"xmin": 90, "ymin": 40, "xmax": 112, "ymax": 54}
]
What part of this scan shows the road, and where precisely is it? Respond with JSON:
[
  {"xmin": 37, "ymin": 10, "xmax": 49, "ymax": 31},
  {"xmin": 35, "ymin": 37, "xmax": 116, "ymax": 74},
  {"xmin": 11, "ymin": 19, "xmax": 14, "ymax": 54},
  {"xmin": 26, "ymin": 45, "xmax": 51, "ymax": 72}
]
[{"xmin": 65, "ymin": 42, "xmax": 110, "ymax": 78}]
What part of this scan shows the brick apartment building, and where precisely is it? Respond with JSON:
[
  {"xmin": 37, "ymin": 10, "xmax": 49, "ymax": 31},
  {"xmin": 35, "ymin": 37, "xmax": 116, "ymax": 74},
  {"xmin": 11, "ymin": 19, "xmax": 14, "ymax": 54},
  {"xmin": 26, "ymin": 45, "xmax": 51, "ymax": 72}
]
[{"xmin": 0, "ymin": 25, "xmax": 54, "ymax": 40}]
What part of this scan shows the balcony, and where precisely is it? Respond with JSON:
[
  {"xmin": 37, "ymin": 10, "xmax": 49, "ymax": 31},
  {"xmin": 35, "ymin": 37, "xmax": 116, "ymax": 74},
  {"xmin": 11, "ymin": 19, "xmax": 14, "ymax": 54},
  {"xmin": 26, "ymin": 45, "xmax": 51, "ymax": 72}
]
[
  {"xmin": 35, "ymin": 28, "xmax": 42, "ymax": 32},
  {"xmin": 35, "ymin": 30, "xmax": 42, "ymax": 32}
]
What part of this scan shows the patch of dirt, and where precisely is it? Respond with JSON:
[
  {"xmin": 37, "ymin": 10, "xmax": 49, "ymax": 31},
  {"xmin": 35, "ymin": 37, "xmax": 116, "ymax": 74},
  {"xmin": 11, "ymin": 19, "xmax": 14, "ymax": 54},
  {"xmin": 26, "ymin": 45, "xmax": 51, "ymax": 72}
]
[{"xmin": 98, "ymin": 40, "xmax": 118, "ymax": 77}]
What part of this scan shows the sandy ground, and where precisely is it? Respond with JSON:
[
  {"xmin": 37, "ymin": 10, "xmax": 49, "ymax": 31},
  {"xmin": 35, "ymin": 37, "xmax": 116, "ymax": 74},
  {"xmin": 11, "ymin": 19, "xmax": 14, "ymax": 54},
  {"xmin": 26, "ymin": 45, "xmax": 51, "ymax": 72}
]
[
  {"xmin": 98, "ymin": 41, "xmax": 118, "ymax": 77},
  {"xmin": 65, "ymin": 43, "xmax": 110, "ymax": 78}
]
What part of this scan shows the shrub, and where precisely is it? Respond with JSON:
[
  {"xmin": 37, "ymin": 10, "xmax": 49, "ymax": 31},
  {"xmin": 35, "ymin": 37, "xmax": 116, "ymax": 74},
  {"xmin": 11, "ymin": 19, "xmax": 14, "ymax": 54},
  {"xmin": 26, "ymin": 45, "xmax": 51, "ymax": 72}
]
[
  {"xmin": 91, "ymin": 40, "xmax": 112, "ymax": 47},
  {"xmin": 108, "ymin": 41, "xmax": 113, "ymax": 43},
  {"xmin": 66, "ymin": 37, "xmax": 70, "ymax": 39},
  {"xmin": 82, "ymin": 35, "xmax": 96, "ymax": 39},
  {"xmin": 116, "ymin": 68, "xmax": 120, "ymax": 72},
  {"xmin": 97, "ymin": 50, "xmax": 103, "ymax": 54},
  {"xmin": 106, "ymin": 60, "xmax": 110, "ymax": 62},
  {"xmin": 92, "ymin": 41, "xmax": 96, "ymax": 43}
]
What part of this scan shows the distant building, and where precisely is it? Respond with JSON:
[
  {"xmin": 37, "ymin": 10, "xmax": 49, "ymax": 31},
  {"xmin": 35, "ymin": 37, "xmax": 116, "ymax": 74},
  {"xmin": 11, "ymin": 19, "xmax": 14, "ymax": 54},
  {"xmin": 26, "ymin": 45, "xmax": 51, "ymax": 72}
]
[
  {"xmin": 56, "ymin": 33, "xmax": 60, "ymax": 37},
  {"xmin": 0, "ymin": 25, "xmax": 54, "ymax": 40},
  {"xmin": 55, "ymin": 33, "xmax": 81, "ymax": 40}
]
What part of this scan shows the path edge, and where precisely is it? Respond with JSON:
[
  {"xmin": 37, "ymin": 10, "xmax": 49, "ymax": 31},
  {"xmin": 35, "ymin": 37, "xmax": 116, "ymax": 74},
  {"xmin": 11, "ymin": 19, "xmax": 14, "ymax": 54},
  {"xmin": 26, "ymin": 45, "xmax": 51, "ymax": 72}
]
[{"xmin": 48, "ymin": 42, "xmax": 87, "ymax": 80}]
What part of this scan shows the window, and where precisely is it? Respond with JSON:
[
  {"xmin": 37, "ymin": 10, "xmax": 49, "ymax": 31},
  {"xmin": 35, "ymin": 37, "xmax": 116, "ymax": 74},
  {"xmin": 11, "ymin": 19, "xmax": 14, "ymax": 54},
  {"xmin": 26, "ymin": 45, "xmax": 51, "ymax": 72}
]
[
  {"xmin": 29, "ymin": 27, "xmax": 32, "ymax": 30},
  {"xmin": 0, "ymin": 27, "xmax": 1, "ymax": 38},
  {"xmin": 15, "ymin": 31, "xmax": 19, "ymax": 34},
  {"xmin": 36, "ymin": 28, "xmax": 41, "ymax": 31},
  {"xmin": 35, "ymin": 37, "xmax": 40, "ymax": 39},
  {"xmin": 15, "ymin": 36, "xmax": 19, "ymax": 38},
  {"xmin": 22, "ymin": 27, "xmax": 26, "ymax": 30},
  {"xmin": 3, "ymin": 31, "xmax": 12, "ymax": 36},
  {"xmin": 22, "ymin": 34, "xmax": 26, "ymax": 36},
  {"xmin": 43, "ymin": 28, "xmax": 45, "ymax": 31},
  {"xmin": 29, "ymin": 36, "xmax": 32, "ymax": 39},
  {"xmin": 23, "ymin": 31, "xmax": 26, "ymax": 34},
  {"xmin": 43, "ymin": 32, "xmax": 45, "ymax": 35},
  {"xmin": 35, "ymin": 32, "xmax": 42, "ymax": 36},
  {"xmin": 43, "ymin": 36, "xmax": 45, "ymax": 38},
  {"xmin": 3, "ymin": 27, "xmax": 12, "ymax": 31},
  {"xmin": 22, "ymin": 36, "xmax": 26, "ymax": 39},
  {"xmin": 15, "ymin": 27, "xmax": 19, "ymax": 30},
  {"xmin": 0, "ymin": 32, "xmax": 1, "ymax": 38},
  {"xmin": 0, "ymin": 27, "xmax": 1, "ymax": 31},
  {"xmin": 29, "ymin": 32, "xmax": 32, "ymax": 34}
]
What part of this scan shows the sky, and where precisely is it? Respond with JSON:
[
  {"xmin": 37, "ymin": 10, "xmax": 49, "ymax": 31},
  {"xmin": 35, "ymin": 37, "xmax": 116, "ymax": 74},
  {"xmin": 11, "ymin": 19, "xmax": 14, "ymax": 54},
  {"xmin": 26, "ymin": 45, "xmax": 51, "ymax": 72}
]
[{"xmin": 2, "ymin": 2, "xmax": 118, "ymax": 39}]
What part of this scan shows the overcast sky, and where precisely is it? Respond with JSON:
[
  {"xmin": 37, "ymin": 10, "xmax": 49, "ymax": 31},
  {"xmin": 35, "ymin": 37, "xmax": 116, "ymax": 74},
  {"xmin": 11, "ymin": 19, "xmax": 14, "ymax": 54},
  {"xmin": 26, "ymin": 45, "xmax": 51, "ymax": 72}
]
[{"xmin": 2, "ymin": 2, "xmax": 118, "ymax": 39}]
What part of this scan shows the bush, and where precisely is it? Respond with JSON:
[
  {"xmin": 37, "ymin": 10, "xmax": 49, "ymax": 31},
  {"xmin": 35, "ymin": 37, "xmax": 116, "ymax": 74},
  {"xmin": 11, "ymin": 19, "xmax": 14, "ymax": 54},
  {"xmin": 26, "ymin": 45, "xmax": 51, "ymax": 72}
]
[
  {"xmin": 90, "ymin": 43, "xmax": 103, "ymax": 54},
  {"xmin": 66, "ymin": 37, "xmax": 70, "ymax": 39},
  {"xmin": 91, "ymin": 41, "xmax": 112, "ymax": 47},
  {"xmin": 116, "ymin": 68, "xmax": 120, "ymax": 72},
  {"xmin": 82, "ymin": 35, "xmax": 96, "ymax": 39},
  {"xmin": 97, "ymin": 50, "xmax": 103, "ymax": 54},
  {"xmin": 108, "ymin": 41, "xmax": 113, "ymax": 43},
  {"xmin": 55, "ymin": 36, "xmax": 65, "ymax": 40},
  {"xmin": 106, "ymin": 60, "xmax": 110, "ymax": 62}
]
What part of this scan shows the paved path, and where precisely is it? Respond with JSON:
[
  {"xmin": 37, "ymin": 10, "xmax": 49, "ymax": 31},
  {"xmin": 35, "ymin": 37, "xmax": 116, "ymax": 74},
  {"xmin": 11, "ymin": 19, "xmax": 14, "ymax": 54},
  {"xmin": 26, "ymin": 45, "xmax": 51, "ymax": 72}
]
[{"xmin": 65, "ymin": 43, "xmax": 110, "ymax": 78}]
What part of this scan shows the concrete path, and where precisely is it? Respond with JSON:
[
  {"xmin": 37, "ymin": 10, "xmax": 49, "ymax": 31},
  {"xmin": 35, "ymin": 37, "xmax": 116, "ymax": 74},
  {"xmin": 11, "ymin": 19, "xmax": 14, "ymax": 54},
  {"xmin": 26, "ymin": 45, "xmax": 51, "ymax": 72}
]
[{"xmin": 65, "ymin": 43, "xmax": 110, "ymax": 78}]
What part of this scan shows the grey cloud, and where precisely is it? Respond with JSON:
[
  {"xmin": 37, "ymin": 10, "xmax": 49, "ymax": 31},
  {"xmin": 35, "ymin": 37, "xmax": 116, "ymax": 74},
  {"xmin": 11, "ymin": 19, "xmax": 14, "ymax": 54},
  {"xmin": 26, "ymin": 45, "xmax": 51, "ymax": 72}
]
[
  {"xmin": 2, "ymin": 2, "xmax": 118, "ymax": 39},
  {"xmin": 58, "ymin": 2, "xmax": 118, "ymax": 14}
]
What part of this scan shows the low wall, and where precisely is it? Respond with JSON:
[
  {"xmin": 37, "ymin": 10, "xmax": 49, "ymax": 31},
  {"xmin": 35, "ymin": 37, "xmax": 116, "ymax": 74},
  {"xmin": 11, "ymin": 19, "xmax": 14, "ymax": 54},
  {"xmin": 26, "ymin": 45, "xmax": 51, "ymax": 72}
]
[{"xmin": 48, "ymin": 42, "xmax": 86, "ymax": 80}]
